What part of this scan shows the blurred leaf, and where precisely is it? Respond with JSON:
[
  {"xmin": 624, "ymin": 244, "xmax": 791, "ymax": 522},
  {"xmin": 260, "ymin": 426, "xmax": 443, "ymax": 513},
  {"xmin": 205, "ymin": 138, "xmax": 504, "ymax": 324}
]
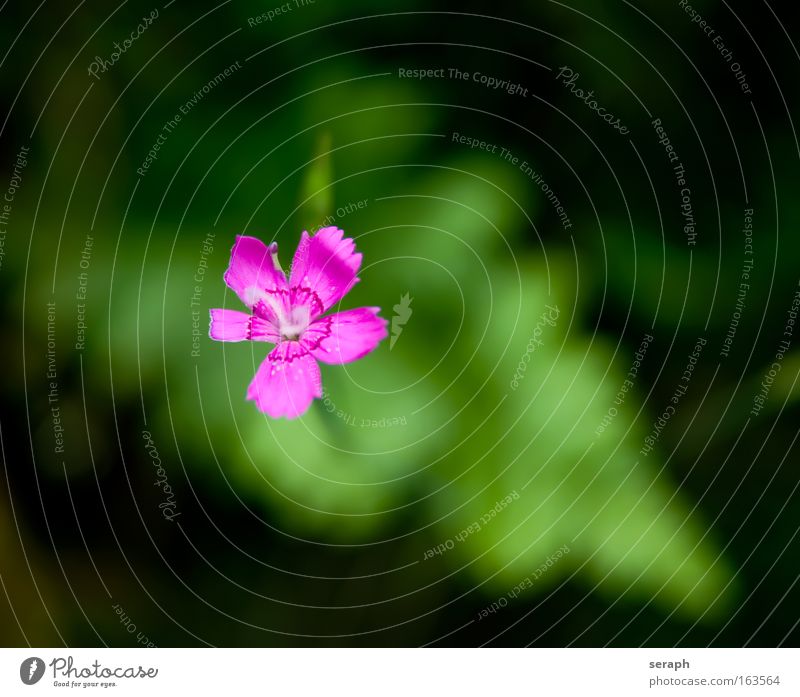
[
  {"xmin": 434, "ymin": 254, "xmax": 735, "ymax": 619},
  {"xmin": 299, "ymin": 132, "xmax": 333, "ymax": 230},
  {"xmin": 219, "ymin": 348, "xmax": 449, "ymax": 539}
]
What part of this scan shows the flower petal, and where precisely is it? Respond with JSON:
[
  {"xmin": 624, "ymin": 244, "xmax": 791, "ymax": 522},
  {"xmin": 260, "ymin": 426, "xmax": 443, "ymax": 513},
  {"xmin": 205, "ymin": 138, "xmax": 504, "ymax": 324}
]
[
  {"xmin": 303, "ymin": 307, "xmax": 388, "ymax": 364},
  {"xmin": 246, "ymin": 342, "xmax": 322, "ymax": 418},
  {"xmin": 223, "ymin": 235, "xmax": 288, "ymax": 311},
  {"xmin": 289, "ymin": 227, "xmax": 362, "ymax": 313},
  {"xmin": 209, "ymin": 309, "xmax": 279, "ymax": 342}
]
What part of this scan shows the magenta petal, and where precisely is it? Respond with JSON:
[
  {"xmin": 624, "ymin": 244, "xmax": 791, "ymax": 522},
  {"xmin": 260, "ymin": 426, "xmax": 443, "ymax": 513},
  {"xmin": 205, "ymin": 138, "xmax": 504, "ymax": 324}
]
[
  {"xmin": 303, "ymin": 307, "xmax": 388, "ymax": 365},
  {"xmin": 289, "ymin": 227, "xmax": 362, "ymax": 313},
  {"xmin": 209, "ymin": 309, "xmax": 279, "ymax": 342},
  {"xmin": 246, "ymin": 342, "xmax": 322, "ymax": 418},
  {"xmin": 223, "ymin": 235, "xmax": 288, "ymax": 310},
  {"xmin": 209, "ymin": 309, "xmax": 249, "ymax": 341}
]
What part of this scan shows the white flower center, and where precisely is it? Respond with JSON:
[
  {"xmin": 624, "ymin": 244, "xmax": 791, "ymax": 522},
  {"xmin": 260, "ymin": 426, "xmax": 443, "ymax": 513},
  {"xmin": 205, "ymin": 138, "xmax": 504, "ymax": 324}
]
[{"xmin": 279, "ymin": 305, "xmax": 310, "ymax": 341}]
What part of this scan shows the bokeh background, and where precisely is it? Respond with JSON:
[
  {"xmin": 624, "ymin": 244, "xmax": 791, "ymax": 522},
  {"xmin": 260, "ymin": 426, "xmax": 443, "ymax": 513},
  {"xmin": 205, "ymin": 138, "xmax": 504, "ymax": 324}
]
[{"xmin": 1, "ymin": 0, "xmax": 799, "ymax": 646}]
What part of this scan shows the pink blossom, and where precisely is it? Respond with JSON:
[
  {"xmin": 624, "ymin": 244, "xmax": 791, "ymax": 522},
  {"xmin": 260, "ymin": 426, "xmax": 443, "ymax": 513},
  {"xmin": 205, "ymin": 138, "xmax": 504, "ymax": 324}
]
[{"xmin": 209, "ymin": 228, "xmax": 387, "ymax": 418}]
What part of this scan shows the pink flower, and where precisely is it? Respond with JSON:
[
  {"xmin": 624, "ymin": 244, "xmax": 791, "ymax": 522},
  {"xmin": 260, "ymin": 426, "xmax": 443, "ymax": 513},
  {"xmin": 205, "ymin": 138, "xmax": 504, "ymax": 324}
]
[{"xmin": 209, "ymin": 227, "xmax": 388, "ymax": 419}]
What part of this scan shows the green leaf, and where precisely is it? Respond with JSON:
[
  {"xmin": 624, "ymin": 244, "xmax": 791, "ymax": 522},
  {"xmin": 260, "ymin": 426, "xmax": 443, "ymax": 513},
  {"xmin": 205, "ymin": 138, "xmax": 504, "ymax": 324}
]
[
  {"xmin": 299, "ymin": 132, "xmax": 333, "ymax": 231},
  {"xmin": 433, "ymin": 254, "xmax": 735, "ymax": 619}
]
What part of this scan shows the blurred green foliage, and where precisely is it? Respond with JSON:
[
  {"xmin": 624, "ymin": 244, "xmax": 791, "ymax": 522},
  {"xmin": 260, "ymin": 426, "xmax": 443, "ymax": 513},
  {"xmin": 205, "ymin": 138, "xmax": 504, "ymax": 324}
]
[{"xmin": 1, "ymin": 0, "xmax": 799, "ymax": 646}]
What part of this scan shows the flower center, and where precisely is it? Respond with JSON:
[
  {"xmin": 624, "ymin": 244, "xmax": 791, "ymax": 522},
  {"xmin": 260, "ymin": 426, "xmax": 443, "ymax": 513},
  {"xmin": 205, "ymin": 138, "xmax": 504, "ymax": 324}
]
[{"xmin": 279, "ymin": 304, "xmax": 310, "ymax": 341}]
